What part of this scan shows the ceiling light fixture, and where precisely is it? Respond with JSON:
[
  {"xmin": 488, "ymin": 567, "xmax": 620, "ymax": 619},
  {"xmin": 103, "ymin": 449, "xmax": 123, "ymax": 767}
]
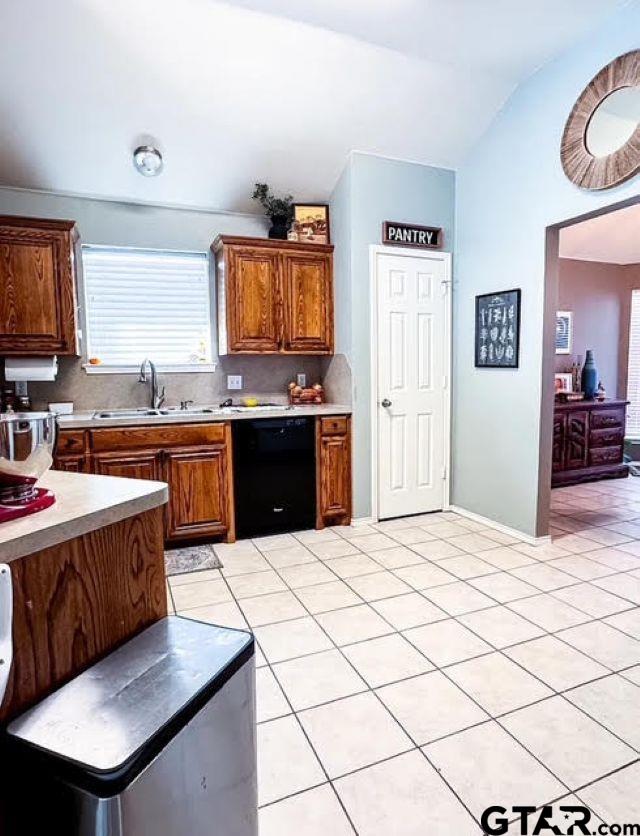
[{"xmin": 133, "ymin": 145, "xmax": 163, "ymax": 177}]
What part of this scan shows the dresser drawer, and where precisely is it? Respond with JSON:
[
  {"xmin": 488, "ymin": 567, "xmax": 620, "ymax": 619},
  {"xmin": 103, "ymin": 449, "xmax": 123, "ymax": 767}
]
[
  {"xmin": 590, "ymin": 427, "xmax": 625, "ymax": 448},
  {"xmin": 589, "ymin": 445, "xmax": 623, "ymax": 466},
  {"xmin": 319, "ymin": 416, "xmax": 348, "ymax": 436},
  {"xmin": 590, "ymin": 408, "xmax": 625, "ymax": 430}
]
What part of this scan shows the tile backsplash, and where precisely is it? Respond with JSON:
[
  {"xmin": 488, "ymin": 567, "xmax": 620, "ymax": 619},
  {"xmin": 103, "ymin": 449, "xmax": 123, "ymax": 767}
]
[{"xmin": 19, "ymin": 354, "xmax": 351, "ymax": 411}]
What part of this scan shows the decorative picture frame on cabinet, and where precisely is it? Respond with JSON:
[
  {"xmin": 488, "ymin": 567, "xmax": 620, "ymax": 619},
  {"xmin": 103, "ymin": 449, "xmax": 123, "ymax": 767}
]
[
  {"xmin": 475, "ymin": 289, "xmax": 521, "ymax": 369},
  {"xmin": 291, "ymin": 204, "xmax": 330, "ymax": 244},
  {"xmin": 555, "ymin": 372, "xmax": 574, "ymax": 394},
  {"xmin": 556, "ymin": 311, "xmax": 573, "ymax": 354}
]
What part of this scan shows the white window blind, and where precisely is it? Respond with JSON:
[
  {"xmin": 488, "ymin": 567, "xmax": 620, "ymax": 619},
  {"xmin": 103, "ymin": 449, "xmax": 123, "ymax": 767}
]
[
  {"xmin": 627, "ymin": 289, "xmax": 640, "ymax": 437},
  {"xmin": 82, "ymin": 246, "xmax": 212, "ymax": 369}
]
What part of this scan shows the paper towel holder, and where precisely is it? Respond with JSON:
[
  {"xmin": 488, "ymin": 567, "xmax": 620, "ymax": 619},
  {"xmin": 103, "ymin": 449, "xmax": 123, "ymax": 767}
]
[{"xmin": 4, "ymin": 356, "xmax": 58, "ymax": 382}]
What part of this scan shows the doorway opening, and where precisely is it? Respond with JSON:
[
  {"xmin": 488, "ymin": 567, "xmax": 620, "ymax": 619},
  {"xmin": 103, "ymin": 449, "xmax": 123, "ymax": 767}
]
[
  {"xmin": 539, "ymin": 195, "xmax": 640, "ymax": 540},
  {"xmin": 369, "ymin": 245, "xmax": 452, "ymax": 522}
]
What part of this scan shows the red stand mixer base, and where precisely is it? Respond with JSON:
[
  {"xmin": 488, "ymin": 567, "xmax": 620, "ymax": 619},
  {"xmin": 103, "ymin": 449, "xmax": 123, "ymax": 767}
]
[{"xmin": 0, "ymin": 488, "xmax": 56, "ymax": 523}]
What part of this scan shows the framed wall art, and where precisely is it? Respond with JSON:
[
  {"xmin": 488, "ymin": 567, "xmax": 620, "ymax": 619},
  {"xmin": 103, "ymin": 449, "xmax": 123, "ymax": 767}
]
[
  {"xmin": 292, "ymin": 204, "xmax": 330, "ymax": 244},
  {"xmin": 556, "ymin": 311, "xmax": 573, "ymax": 354},
  {"xmin": 475, "ymin": 289, "xmax": 521, "ymax": 369}
]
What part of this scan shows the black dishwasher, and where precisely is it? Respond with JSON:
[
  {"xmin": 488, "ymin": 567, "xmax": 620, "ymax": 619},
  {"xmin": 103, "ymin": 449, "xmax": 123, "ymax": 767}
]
[{"xmin": 233, "ymin": 417, "xmax": 316, "ymax": 539}]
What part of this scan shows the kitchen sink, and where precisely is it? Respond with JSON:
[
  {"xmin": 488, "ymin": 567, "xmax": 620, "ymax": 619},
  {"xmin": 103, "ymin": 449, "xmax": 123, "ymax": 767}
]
[
  {"xmin": 93, "ymin": 409, "xmax": 171, "ymax": 419},
  {"xmin": 91, "ymin": 405, "xmax": 298, "ymax": 420}
]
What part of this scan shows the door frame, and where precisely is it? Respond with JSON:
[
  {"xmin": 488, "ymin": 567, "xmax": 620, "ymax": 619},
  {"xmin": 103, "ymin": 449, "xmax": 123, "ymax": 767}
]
[{"xmin": 369, "ymin": 244, "xmax": 452, "ymax": 522}]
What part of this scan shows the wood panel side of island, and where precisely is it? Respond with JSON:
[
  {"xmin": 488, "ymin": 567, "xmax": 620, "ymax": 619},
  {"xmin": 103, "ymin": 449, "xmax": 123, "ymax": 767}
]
[{"xmin": 0, "ymin": 505, "xmax": 166, "ymax": 723}]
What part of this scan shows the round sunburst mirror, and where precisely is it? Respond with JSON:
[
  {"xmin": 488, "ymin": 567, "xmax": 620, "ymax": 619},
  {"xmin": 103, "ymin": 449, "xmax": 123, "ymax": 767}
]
[{"xmin": 561, "ymin": 50, "xmax": 640, "ymax": 190}]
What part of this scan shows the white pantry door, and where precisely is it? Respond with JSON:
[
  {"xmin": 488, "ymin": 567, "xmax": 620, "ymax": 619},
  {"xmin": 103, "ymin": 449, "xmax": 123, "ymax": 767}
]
[{"xmin": 375, "ymin": 249, "xmax": 449, "ymax": 519}]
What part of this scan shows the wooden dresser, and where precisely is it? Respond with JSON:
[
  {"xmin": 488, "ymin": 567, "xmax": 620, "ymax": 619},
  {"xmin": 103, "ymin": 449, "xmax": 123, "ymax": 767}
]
[{"xmin": 552, "ymin": 399, "xmax": 629, "ymax": 487}]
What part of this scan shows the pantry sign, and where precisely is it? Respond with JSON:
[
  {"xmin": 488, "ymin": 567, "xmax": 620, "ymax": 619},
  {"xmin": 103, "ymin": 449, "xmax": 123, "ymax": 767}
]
[{"xmin": 382, "ymin": 221, "xmax": 442, "ymax": 250}]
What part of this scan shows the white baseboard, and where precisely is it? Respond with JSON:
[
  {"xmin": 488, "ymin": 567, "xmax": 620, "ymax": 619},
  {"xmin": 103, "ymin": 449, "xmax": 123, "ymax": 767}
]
[
  {"xmin": 448, "ymin": 505, "xmax": 551, "ymax": 546},
  {"xmin": 352, "ymin": 516, "xmax": 376, "ymax": 527}
]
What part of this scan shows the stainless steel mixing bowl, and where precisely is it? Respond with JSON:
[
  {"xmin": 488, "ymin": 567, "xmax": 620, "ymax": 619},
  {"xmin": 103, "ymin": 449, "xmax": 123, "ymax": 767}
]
[{"xmin": 0, "ymin": 412, "xmax": 57, "ymax": 502}]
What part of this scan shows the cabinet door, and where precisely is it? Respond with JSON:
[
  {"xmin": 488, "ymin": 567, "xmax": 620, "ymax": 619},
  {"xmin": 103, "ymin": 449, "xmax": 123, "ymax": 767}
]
[
  {"xmin": 316, "ymin": 419, "xmax": 351, "ymax": 527},
  {"xmin": 164, "ymin": 445, "xmax": 233, "ymax": 541},
  {"xmin": 0, "ymin": 218, "xmax": 78, "ymax": 355},
  {"xmin": 226, "ymin": 247, "xmax": 280, "ymax": 352},
  {"xmin": 552, "ymin": 414, "xmax": 566, "ymax": 472},
  {"xmin": 282, "ymin": 253, "xmax": 333, "ymax": 353},
  {"xmin": 93, "ymin": 450, "xmax": 163, "ymax": 481},
  {"xmin": 565, "ymin": 410, "xmax": 589, "ymax": 470},
  {"xmin": 53, "ymin": 454, "xmax": 88, "ymax": 473}
]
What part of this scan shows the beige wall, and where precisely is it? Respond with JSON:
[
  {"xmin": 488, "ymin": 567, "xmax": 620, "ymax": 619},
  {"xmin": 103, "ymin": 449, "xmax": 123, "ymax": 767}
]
[{"xmin": 555, "ymin": 259, "xmax": 640, "ymax": 399}]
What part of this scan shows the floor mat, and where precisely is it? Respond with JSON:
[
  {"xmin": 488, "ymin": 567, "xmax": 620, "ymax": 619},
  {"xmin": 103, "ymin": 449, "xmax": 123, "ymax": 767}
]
[{"xmin": 165, "ymin": 544, "xmax": 223, "ymax": 576}]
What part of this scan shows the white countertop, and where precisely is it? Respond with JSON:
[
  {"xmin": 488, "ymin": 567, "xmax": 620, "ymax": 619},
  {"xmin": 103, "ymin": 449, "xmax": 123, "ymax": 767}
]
[
  {"xmin": 57, "ymin": 403, "xmax": 352, "ymax": 430},
  {"xmin": 0, "ymin": 470, "xmax": 168, "ymax": 562}
]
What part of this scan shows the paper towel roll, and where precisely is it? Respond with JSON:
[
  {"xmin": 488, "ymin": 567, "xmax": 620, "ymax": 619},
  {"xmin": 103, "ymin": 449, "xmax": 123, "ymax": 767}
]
[{"xmin": 4, "ymin": 356, "xmax": 58, "ymax": 381}]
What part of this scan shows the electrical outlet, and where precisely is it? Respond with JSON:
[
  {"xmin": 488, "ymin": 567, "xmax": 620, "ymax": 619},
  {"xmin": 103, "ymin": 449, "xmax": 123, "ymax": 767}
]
[
  {"xmin": 296, "ymin": 373, "xmax": 306, "ymax": 388},
  {"xmin": 227, "ymin": 375, "xmax": 243, "ymax": 390}
]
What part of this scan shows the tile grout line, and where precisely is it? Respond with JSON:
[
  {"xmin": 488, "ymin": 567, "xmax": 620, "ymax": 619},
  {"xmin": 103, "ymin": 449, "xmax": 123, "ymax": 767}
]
[
  {"xmin": 247, "ymin": 535, "xmax": 486, "ymax": 830},
  {"xmin": 171, "ymin": 499, "xmax": 640, "ymax": 827}
]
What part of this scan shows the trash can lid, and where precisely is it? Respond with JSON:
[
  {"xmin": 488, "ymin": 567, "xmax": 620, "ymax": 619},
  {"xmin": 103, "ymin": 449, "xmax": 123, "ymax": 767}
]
[{"xmin": 7, "ymin": 616, "xmax": 253, "ymax": 786}]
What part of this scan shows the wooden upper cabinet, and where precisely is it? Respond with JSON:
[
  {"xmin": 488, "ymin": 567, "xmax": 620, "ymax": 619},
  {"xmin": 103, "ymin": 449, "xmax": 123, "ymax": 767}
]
[
  {"xmin": 0, "ymin": 215, "xmax": 79, "ymax": 355},
  {"xmin": 226, "ymin": 246, "xmax": 281, "ymax": 352},
  {"xmin": 213, "ymin": 235, "xmax": 334, "ymax": 355},
  {"xmin": 282, "ymin": 252, "xmax": 333, "ymax": 353}
]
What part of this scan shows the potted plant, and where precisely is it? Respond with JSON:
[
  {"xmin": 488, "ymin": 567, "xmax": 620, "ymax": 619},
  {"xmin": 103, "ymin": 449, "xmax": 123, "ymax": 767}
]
[{"xmin": 252, "ymin": 183, "xmax": 294, "ymax": 239}]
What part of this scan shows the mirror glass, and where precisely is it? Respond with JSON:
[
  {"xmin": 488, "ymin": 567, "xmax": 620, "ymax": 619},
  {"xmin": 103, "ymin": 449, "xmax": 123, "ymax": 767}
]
[{"xmin": 586, "ymin": 85, "xmax": 640, "ymax": 157}]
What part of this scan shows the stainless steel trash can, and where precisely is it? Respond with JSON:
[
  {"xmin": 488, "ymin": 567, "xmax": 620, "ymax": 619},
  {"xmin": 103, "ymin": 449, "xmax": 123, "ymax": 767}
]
[{"xmin": 4, "ymin": 616, "xmax": 257, "ymax": 836}]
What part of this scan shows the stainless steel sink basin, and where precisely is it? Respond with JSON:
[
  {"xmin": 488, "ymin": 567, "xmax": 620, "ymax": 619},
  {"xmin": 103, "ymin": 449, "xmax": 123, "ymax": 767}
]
[
  {"xmin": 165, "ymin": 407, "xmax": 219, "ymax": 415},
  {"xmin": 91, "ymin": 405, "xmax": 298, "ymax": 420},
  {"xmin": 93, "ymin": 409, "xmax": 170, "ymax": 419}
]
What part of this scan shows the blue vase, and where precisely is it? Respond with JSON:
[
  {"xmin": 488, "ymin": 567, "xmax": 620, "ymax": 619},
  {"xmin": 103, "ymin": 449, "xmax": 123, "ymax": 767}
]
[{"xmin": 581, "ymin": 349, "xmax": 598, "ymax": 399}]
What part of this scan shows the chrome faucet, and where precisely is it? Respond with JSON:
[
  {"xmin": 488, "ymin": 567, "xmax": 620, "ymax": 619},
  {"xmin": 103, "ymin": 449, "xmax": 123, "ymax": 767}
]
[{"xmin": 138, "ymin": 359, "xmax": 166, "ymax": 410}]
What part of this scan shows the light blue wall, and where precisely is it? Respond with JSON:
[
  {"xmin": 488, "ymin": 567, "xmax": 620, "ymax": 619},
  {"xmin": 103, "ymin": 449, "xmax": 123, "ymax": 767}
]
[
  {"xmin": 329, "ymin": 163, "xmax": 354, "ymax": 358},
  {"xmin": 0, "ymin": 186, "xmax": 267, "ymax": 249},
  {"xmin": 331, "ymin": 153, "xmax": 455, "ymax": 519},
  {"xmin": 453, "ymin": 6, "xmax": 640, "ymax": 536}
]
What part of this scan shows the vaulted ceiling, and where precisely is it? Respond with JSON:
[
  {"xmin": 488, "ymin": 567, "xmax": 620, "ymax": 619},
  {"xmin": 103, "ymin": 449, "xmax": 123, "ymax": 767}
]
[{"xmin": 0, "ymin": 0, "xmax": 629, "ymax": 212}]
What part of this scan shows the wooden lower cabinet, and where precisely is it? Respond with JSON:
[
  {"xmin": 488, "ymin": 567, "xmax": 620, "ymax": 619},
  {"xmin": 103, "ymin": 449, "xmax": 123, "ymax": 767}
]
[
  {"xmin": 165, "ymin": 444, "xmax": 234, "ymax": 541},
  {"xmin": 93, "ymin": 449, "xmax": 163, "ymax": 481},
  {"xmin": 52, "ymin": 453, "xmax": 88, "ymax": 473},
  {"xmin": 55, "ymin": 422, "xmax": 235, "ymax": 544},
  {"xmin": 316, "ymin": 415, "xmax": 352, "ymax": 528},
  {"xmin": 55, "ymin": 415, "xmax": 351, "ymax": 540}
]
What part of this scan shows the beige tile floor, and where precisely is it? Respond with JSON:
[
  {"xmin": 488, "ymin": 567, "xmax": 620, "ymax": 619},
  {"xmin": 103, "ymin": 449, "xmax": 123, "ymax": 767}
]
[{"xmin": 166, "ymin": 478, "xmax": 640, "ymax": 834}]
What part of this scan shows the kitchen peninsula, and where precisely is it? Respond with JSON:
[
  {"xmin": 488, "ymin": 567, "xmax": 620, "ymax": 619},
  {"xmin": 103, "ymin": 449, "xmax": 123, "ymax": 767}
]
[{"xmin": 0, "ymin": 469, "xmax": 168, "ymax": 723}]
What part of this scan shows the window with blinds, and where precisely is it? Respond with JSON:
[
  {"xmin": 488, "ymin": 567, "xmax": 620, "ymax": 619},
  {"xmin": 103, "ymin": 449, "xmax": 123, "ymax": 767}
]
[
  {"xmin": 627, "ymin": 289, "xmax": 640, "ymax": 438},
  {"xmin": 82, "ymin": 246, "xmax": 213, "ymax": 369}
]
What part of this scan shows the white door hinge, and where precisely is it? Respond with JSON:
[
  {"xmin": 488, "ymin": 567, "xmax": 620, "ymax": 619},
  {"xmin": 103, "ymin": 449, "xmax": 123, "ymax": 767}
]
[
  {"xmin": 442, "ymin": 465, "xmax": 447, "ymax": 480},
  {"xmin": 443, "ymin": 375, "xmax": 448, "ymax": 389}
]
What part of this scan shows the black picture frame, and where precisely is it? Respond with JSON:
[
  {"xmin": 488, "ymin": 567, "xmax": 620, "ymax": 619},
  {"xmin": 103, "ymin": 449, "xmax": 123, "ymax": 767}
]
[{"xmin": 475, "ymin": 289, "xmax": 521, "ymax": 369}]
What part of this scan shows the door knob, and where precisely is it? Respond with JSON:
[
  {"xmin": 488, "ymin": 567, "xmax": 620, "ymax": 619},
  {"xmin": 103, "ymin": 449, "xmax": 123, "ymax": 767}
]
[{"xmin": 381, "ymin": 398, "xmax": 392, "ymax": 408}]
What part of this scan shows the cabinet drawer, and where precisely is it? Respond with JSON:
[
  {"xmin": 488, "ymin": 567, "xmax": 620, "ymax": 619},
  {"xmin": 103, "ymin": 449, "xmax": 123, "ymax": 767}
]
[
  {"xmin": 589, "ymin": 446, "xmax": 623, "ymax": 466},
  {"xmin": 590, "ymin": 409, "xmax": 625, "ymax": 430},
  {"xmin": 590, "ymin": 428, "xmax": 624, "ymax": 448},
  {"xmin": 90, "ymin": 423, "xmax": 226, "ymax": 452},
  {"xmin": 56, "ymin": 430, "xmax": 87, "ymax": 454},
  {"xmin": 319, "ymin": 416, "xmax": 348, "ymax": 436}
]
